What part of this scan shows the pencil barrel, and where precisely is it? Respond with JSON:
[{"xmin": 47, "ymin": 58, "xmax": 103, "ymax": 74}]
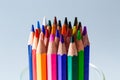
[
  {"xmin": 41, "ymin": 53, "xmax": 47, "ymax": 80},
  {"xmin": 84, "ymin": 46, "xmax": 90, "ymax": 80},
  {"xmin": 32, "ymin": 50, "xmax": 37, "ymax": 80},
  {"xmin": 47, "ymin": 54, "xmax": 57, "ymax": 80},
  {"xmin": 28, "ymin": 45, "xmax": 33, "ymax": 80},
  {"xmin": 68, "ymin": 56, "xmax": 78, "ymax": 80},
  {"xmin": 57, "ymin": 54, "xmax": 67, "ymax": 80},
  {"xmin": 36, "ymin": 54, "xmax": 41, "ymax": 80},
  {"xmin": 78, "ymin": 50, "xmax": 84, "ymax": 80}
]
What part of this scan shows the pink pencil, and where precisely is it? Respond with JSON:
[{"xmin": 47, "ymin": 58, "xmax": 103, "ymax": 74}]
[{"xmin": 47, "ymin": 34, "xmax": 57, "ymax": 80}]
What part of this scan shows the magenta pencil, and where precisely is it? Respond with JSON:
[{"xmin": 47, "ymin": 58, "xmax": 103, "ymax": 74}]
[{"xmin": 47, "ymin": 34, "xmax": 57, "ymax": 80}]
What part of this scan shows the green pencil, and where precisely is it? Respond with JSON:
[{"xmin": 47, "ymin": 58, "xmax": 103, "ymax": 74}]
[
  {"xmin": 76, "ymin": 30, "xmax": 84, "ymax": 80},
  {"xmin": 68, "ymin": 36, "xmax": 78, "ymax": 80}
]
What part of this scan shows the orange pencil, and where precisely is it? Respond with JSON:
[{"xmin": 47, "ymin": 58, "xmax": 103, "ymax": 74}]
[
  {"xmin": 36, "ymin": 31, "xmax": 47, "ymax": 80},
  {"xmin": 32, "ymin": 29, "xmax": 39, "ymax": 80}
]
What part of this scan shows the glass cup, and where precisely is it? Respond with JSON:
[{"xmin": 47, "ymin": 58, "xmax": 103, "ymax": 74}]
[{"xmin": 20, "ymin": 63, "xmax": 105, "ymax": 80}]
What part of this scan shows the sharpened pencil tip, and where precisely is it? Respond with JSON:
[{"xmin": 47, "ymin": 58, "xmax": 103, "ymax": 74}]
[
  {"xmin": 31, "ymin": 24, "xmax": 35, "ymax": 32},
  {"xmin": 56, "ymin": 29, "xmax": 60, "ymax": 38},
  {"xmin": 37, "ymin": 21, "xmax": 40, "ymax": 29},
  {"xmin": 60, "ymin": 35, "xmax": 64, "ymax": 43},
  {"xmin": 68, "ymin": 21, "xmax": 72, "ymax": 29},
  {"xmin": 74, "ymin": 17, "xmax": 78, "ymax": 26},
  {"xmin": 78, "ymin": 22, "xmax": 82, "ymax": 29},
  {"xmin": 42, "ymin": 25, "xmax": 45, "ymax": 35},
  {"xmin": 82, "ymin": 26, "xmax": 87, "ymax": 36},
  {"xmin": 64, "ymin": 17, "xmax": 68, "ymax": 25},
  {"xmin": 54, "ymin": 16, "xmax": 57, "ymax": 24},
  {"xmin": 58, "ymin": 20, "xmax": 62, "ymax": 27},
  {"xmin": 43, "ymin": 16, "xmax": 47, "ymax": 25},
  {"xmin": 48, "ymin": 20, "xmax": 52, "ymax": 27},
  {"xmin": 77, "ymin": 30, "xmax": 82, "ymax": 40},
  {"xmin": 70, "ymin": 36, "xmax": 74, "ymax": 43},
  {"xmin": 35, "ymin": 29, "xmax": 39, "ymax": 38}
]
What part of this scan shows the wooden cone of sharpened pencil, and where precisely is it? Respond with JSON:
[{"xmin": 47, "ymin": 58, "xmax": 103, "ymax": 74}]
[
  {"xmin": 32, "ymin": 29, "xmax": 39, "ymax": 80},
  {"xmin": 57, "ymin": 35, "xmax": 67, "ymax": 80},
  {"xmin": 76, "ymin": 30, "xmax": 84, "ymax": 80},
  {"xmin": 68, "ymin": 36, "xmax": 78, "ymax": 80}
]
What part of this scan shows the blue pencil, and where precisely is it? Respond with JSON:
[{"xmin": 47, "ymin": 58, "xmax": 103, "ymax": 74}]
[
  {"xmin": 82, "ymin": 26, "xmax": 90, "ymax": 80},
  {"xmin": 57, "ymin": 35, "xmax": 67, "ymax": 80},
  {"xmin": 28, "ymin": 25, "xmax": 35, "ymax": 80}
]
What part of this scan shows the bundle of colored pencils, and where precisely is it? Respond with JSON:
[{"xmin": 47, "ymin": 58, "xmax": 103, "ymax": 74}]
[{"xmin": 28, "ymin": 17, "xmax": 90, "ymax": 80}]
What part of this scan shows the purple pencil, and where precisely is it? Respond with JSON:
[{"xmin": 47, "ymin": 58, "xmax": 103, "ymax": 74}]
[{"xmin": 57, "ymin": 35, "xmax": 67, "ymax": 80}]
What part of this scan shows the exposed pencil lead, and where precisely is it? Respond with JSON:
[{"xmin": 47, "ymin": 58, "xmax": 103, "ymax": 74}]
[
  {"xmin": 74, "ymin": 17, "xmax": 78, "ymax": 26},
  {"xmin": 77, "ymin": 30, "xmax": 82, "ymax": 40},
  {"xmin": 54, "ymin": 16, "xmax": 57, "ymax": 24},
  {"xmin": 56, "ymin": 29, "xmax": 60, "ymax": 38},
  {"xmin": 43, "ymin": 16, "xmax": 47, "ymax": 26},
  {"xmin": 31, "ymin": 24, "xmax": 35, "ymax": 32},
  {"xmin": 35, "ymin": 29, "xmax": 39, "ymax": 38},
  {"xmin": 48, "ymin": 20, "xmax": 52, "ymax": 27},
  {"xmin": 60, "ymin": 35, "xmax": 64, "ymax": 43},
  {"xmin": 64, "ymin": 17, "xmax": 68, "ymax": 25},
  {"xmin": 58, "ymin": 20, "xmax": 62, "ymax": 28},
  {"xmin": 82, "ymin": 26, "xmax": 87, "ymax": 36},
  {"xmin": 78, "ymin": 22, "xmax": 82, "ymax": 29},
  {"xmin": 37, "ymin": 21, "xmax": 40, "ymax": 29},
  {"xmin": 68, "ymin": 21, "xmax": 72, "ymax": 29},
  {"xmin": 42, "ymin": 25, "xmax": 45, "ymax": 35}
]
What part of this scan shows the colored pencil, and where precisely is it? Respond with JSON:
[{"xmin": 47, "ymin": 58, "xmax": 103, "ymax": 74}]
[
  {"xmin": 47, "ymin": 20, "xmax": 52, "ymax": 33},
  {"xmin": 76, "ymin": 30, "xmax": 84, "ymax": 80},
  {"xmin": 73, "ymin": 17, "xmax": 78, "ymax": 27},
  {"xmin": 77, "ymin": 22, "xmax": 82, "ymax": 34},
  {"xmin": 67, "ymin": 36, "xmax": 78, "ymax": 80},
  {"xmin": 28, "ymin": 25, "xmax": 35, "ymax": 80},
  {"xmin": 47, "ymin": 34, "xmax": 57, "ymax": 80},
  {"xmin": 57, "ymin": 20, "xmax": 62, "ymax": 32},
  {"xmin": 57, "ymin": 35, "xmax": 67, "ymax": 80},
  {"xmin": 32, "ymin": 29, "xmax": 39, "ymax": 80},
  {"xmin": 36, "ymin": 30, "xmax": 47, "ymax": 80},
  {"xmin": 82, "ymin": 26, "xmax": 90, "ymax": 80}
]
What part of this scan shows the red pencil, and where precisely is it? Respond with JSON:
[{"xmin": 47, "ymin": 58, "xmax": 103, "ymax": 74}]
[{"xmin": 32, "ymin": 29, "xmax": 39, "ymax": 80}]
